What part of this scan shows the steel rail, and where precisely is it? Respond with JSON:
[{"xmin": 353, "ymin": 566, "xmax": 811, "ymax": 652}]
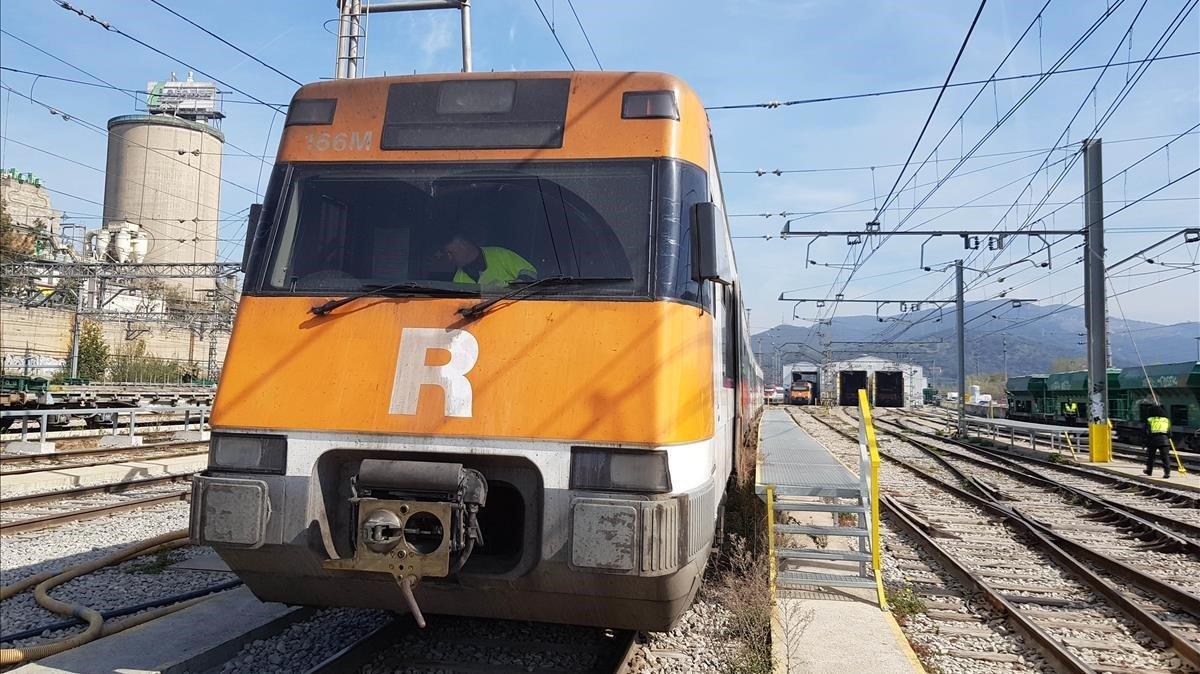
[
  {"xmin": 0, "ymin": 473, "xmax": 196, "ymax": 510},
  {"xmin": 834, "ymin": 411, "xmax": 1200, "ymax": 612},
  {"xmin": 877, "ymin": 417, "xmax": 1200, "ymax": 553},
  {"xmin": 882, "ymin": 496, "xmax": 1094, "ymax": 674},
  {"xmin": 895, "ymin": 417, "xmax": 1200, "ymax": 508},
  {"xmin": 806, "ymin": 409, "xmax": 1200, "ymax": 666},
  {"xmin": 0, "ymin": 449, "xmax": 206, "ymax": 476},
  {"xmin": 0, "ymin": 439, "xmax": 207, "ymax": 465},
  {"xmin": 0, "ymin": 490, "xmax": 190, "ymax": 534},
  {"xmin": 910, "ymin": 407, "xmax": 1200, "ymax": 473}
]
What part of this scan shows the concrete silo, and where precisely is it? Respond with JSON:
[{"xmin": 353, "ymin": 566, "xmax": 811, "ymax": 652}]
[{"xmin": 101, "ymin": 74, "xmax": 225, "ymax": 297}]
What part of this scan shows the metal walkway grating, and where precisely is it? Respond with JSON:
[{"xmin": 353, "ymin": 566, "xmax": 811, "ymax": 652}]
[{"xmin": 757, "ymin": 409, "xmax": 858, "ymax": 497}]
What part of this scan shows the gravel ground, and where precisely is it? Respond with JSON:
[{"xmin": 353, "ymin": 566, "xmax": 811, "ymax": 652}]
[
  {"xmin": 0, "ymin": 483, "xmax": 192, "ymax": 524},
  {"xmin": 0, "ymin": 501, "xmax": 237, "ymax": 650},
  {"xmin": 208, "ymin": 587, "xmax": 741, "ymax": 673},
  {"xmin": 628, "ymin": 594, "xmax": 740, "ymax": 673},
  {"xmin": 212, "ymin": 607, "xmax": 391, "ymax": 674}
]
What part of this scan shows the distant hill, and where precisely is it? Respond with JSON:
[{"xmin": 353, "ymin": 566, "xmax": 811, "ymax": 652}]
[{"xmin": 751, "ymin": 301, "xmax": 1198, "ymax": 385}]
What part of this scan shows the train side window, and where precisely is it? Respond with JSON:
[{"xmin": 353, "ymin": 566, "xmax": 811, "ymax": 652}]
[
  {"xmin": 1170, "ymin": 404, "xmax": 1189, "ymax": 425},
  {"xmin": 722, "ymin": 286, "xmax": 736, "ymax": 387},
  {"xmin": 654, "ymin": 160, "xmax": 711, "ymax": 310}
]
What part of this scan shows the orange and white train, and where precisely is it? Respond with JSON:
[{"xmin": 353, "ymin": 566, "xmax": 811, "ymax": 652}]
[{"xmin": 190, "ymin": 71, "xmax": 763, "ymax": 631}]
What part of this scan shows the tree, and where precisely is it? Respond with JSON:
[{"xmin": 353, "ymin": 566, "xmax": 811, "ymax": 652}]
[
  {"xmin": 76, "ymin": 321, "xmax": 110, "ymax": 380},
  {"xmin": 1050, "ymin": 357, "xmax": 1087, "ymax": 373},
  {"xmin": 109, "ymin": 340, "xmax": 187, "ymax": 383},
  {"xmin": 0, "ymin": 197, "xmax": 36, "ymax": 293}
]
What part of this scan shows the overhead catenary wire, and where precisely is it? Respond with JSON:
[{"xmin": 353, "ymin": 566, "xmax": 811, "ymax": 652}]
[
  {"xmin": 50, "ymin": 0, "xmax": 288, "ymax": 114},
  {"xmin": 0, "ymin": 30, "xmax": 282, "ymax": 166},
  {"xmin": 704, "ymin": 50, "xmax": 1197, "ymax": 111},
  {"xmin": 531, "ymin": 0, "xmax": 576, "ymax": 70},
  {"xmin": 873, "ymin": 0, "xmax": 989, "ymax": 219},
  {"xmin": 564, "ymin": 0, "xmax": 602, "ymax": 70},
  {"xmin": 0, "ymin": 65, "xmax": 289, "ymax": 107},
  {"xmin": 725, "ymin": 131, "xmax": 1200, "ymax": 178},
  {"xmin": 0, "ymin": 83, "xmax": 262, "ymax": 198},
  {"xmin": 0, "ymin": 135, "xmax": 248, "ymax": 220},
  {"xmin": 144, "ymin": 0, "xmax": 304, "ymax": 86},
  {"xmin": 814, "ymin": 0, "xmax": 1115, "ymax": 330},
  {"xmin": 866, "ymin": 0, "xmax": 1181, "ymax": 343},
  {"xmin": 936, "ymin": 0, "xmax": 1199, "ymax": 325}
]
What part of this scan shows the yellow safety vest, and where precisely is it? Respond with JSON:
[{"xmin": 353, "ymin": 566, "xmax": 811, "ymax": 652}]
[
  {"xmin": 1148, "ymin": 416, "xmax": 1170, "ymax": 435},
  {"xmin": 453, "ymin": 247, "xmax": 537, "ymax": 288},
  {"xmin": 1065, "ymin": 402, "xmax": 1077, "ymax": 413}
]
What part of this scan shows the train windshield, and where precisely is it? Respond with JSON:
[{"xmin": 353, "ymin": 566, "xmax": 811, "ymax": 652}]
[{"xmin": 264, "ymin": 161, "xmax": 652, "ymax": 296}]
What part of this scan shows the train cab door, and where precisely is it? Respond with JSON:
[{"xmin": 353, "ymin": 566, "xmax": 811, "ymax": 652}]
[{"xmin": 713, "ymin": 284, "xmax": 736, "ymax": 484}]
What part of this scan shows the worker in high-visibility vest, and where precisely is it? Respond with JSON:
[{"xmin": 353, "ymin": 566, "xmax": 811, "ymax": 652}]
[
  {"xmin": 434, "ymin": 231, "xmax": 537, "ymax": 289},
  {"xmin": 1064, "ymin": 400, "xmax": 1079, "ymax": 426},
  {"xmin": 1143, "ymin": 404, "xmax": 1172, "ymax": 479}
]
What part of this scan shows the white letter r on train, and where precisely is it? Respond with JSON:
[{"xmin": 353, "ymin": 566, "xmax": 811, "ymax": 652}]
[{"xmin": 389, "ymin": 328, "xmax": 479, "ymax": 418}]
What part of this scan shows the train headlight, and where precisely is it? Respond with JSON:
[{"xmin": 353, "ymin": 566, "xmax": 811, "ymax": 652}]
[
  {"xmin": 209, "ymin": 433, "xmax": 287, "ymax": 474},
  {"xmin": 570, "ymin": 447, "xmax": 671, "ymax": 493}
]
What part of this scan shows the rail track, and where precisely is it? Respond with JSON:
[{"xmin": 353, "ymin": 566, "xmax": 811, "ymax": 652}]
[
  {"xmin": 912, "ymin": 407, "xmax": 1200, "ymax": 473},
  {"xmin": 795, "ymin": 407, "xmax": 1200, "ymax": 673},
  {"xmin": 0, "ymin": 440, "xmax": 206, "ymax": 474},
  {"xmin": 0, "ymin": 480, "xmax": 191, "ymax": 534},
  {"xmin": 300, "ymin": 617, "xmax": 639, "ymax": 674}
]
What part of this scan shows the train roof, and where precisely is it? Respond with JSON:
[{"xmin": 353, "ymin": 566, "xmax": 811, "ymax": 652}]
[
  {"xmin": 278, "ymin": 71, "xmax": 711, "ymax": 167},
  {"xmin": 1116, "ymin": 361, "xmax": 1200, "ymax": 389}
]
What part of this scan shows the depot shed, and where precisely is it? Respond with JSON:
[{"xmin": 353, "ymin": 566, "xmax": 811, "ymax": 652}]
[{"xmin": 819, "ymin": 356, "xmax": 927, "ymax": 408}]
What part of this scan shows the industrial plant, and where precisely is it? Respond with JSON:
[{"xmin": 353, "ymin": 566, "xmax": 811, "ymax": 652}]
[{"xmin": 1, "ymin": 72, "xmax": 235, "ymax": 381}]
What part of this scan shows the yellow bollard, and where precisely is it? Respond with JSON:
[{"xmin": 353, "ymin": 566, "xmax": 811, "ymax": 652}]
[{"xmin": 1089, "ymin": 420, "xmax": 1113, "ymax": 463}]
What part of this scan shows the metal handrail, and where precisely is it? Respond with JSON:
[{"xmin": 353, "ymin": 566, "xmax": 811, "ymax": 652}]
[
  {"xmin": 2, "ymin": 405, "xmax": 211, "ymax": 444},
  {"xmin": 856, "ymin": 389, "xmax": 888, "ymax": 612}
]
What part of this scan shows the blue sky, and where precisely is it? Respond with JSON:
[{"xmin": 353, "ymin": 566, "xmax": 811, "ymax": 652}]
[{"xmin": 1, "ymin": 0, "xmax": 1196, "ymax": 336}]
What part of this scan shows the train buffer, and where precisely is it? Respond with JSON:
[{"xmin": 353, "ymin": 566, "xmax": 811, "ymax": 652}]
[{"xmin": 756, "ymin": 406, "xmax": 921, "ymax": 672}]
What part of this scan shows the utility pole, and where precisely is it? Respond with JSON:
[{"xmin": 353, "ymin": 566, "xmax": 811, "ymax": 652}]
[
  {"xmin": 69, "ymin": 283, "xmax": 84, "ymax": 379},
  {"xmin": 1002, "ymin": 333, "xmax": 1008, "ymax": 382},
  {"xmin": 956, "ymin": 259, "xmax": 966, "ymax": 437},
  {"xmin": 1083, "ymin": 138, "xmax": 1112, "ymax": 462}
]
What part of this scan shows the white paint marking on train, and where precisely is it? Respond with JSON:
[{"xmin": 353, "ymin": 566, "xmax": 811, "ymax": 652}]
[{"xmin": 388, "ymin": 328, "xmax": 479, "ymax": 418}]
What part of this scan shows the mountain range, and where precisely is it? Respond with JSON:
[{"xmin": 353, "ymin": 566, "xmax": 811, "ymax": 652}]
[{"xmin": 750, "ymin": 300, "xmax": 1199, "ymax": 385}]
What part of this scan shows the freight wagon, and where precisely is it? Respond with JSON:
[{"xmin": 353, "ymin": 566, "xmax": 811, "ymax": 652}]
[{"xmin": 1005, "ymin": 361, "xmax": 1200, "ymax": 450}]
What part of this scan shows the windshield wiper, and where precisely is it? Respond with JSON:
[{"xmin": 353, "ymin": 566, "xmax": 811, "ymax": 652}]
[
  {"xmin": 310, "ymin": 282, "xmax": 477, "ymax": 316},
  {"xmin": 457, "ymin": 276, "xmax": 633, "ymax": 321}
]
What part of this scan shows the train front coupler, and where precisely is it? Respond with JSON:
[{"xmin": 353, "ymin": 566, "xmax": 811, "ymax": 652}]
[{"xmin": 323, "ymin": 459, "xmax": 487, "ymax": 627}]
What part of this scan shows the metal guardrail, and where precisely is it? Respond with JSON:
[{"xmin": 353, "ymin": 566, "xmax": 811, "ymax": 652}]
[
  {"xmin": 922, "ymin": 412, "xmax": 1090, "ymax": 455},
  {"xmin": 1, "ymin": 405, "xmax": 211, "ymax": 445}
]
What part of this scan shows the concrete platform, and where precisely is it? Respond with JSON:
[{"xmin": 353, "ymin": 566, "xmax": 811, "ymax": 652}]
[
  {"xmin": 4, "ymin": 441, "xmax": 56, "ymax": 455},
  {"xmin": 758, "ymin": 410, "xmax": 924, "ymax": 673},
  {"xmin": 97, "ymin": 434, "xmax": 144, "ymax": 448},
  {"xmin": 12, "ymin": 586, "xmax": 309, "ymax": 674},
  {"xmin": 0, "ymin": 454, "xmax": 206, "ymax": 497}
]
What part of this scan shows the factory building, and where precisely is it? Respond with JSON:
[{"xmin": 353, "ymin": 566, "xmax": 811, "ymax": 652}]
[
  {"xmin": 1, "ymin": 170, "xmax": 62, "ymax": 237},
  {"xmin": 819, "ymin": 355, "xmax": 928, "ymax": 408},
  {"xmin": 99, "ymin": 73, "xmax": 224, "ymax": 297}
]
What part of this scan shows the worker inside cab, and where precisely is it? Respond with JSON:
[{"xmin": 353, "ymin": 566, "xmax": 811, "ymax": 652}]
[
  {"xmin": 1144, "ymin": 403, "xmax": 1173, "ymax": 479},
  {"xmin": 433, "ymin": 229, "xmax": 538, "ymax": 290}
]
